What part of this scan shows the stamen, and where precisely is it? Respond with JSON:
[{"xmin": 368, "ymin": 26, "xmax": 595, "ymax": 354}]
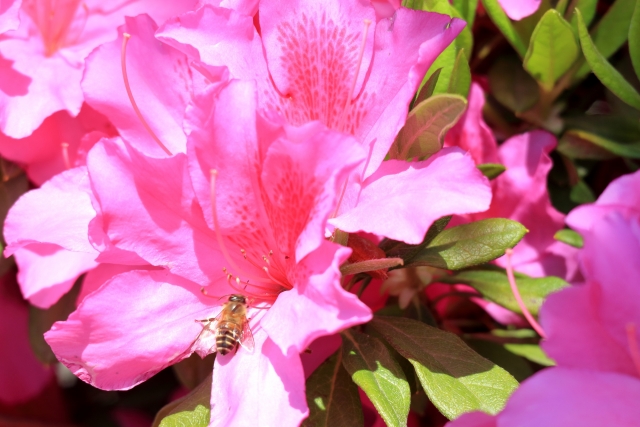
[
  {"xmin": 337, "ymin": 19, "xmax": 372, "ymax": 133},
  {"xmin": 120, "ymin": 33, "xmax": 172, "ymax": 156},
  {"xmin": 504, "ymin": 248, "xmax": 547, "ymax": 338},
  {"xmin": 263, "ymin": 266, "xmax": 291, "ymax": 290},
  {"xmin": 626, "ymin": 323, "xmax": 640, "ymax": 377},
  {"xmin": 61, "ymin": 142, "xmax": 71, "ymax": 170}
]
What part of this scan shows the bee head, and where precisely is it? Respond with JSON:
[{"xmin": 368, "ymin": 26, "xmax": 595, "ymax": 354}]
[{"xmin": 229, "ymin": 294, "xmax": 246, "ymax": 303}]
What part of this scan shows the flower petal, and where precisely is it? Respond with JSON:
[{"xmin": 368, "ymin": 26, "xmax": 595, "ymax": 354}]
[
  {"xmin": 45, "ymin": 270, "xmax": 213, "ymax": 390},
  {"xmin": 497, "ymin": 0, "xmax": 541, "ymax": 21},
  {"xmin": 82, "ymin": 14, "xmax": 192, "ymax": 156},
  {"xmin": 331, "ymin": 148, "xmax": 491, "ymax": 244},
  {"xmin": 210, "ymin": 329, "xmax": 307, "ymax": 427}
]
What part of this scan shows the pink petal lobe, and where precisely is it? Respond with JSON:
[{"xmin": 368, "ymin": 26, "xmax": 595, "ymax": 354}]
[
  {"xmin": 566, "ymin": 170, "xmax": 640, "ymax": 233},
  {"xmin": 81, "ymin": 14, "xmax": 192, "ymax": 157},
  {"xmin": 0, "ymin": 0, "xmax": 20, "ymax": 34},
  {"xmin": 210, "ymin": 329, "xmax": 307, "ymax": 427},
  {"xmin": 45, "ymin": 270, "xmax": 213, "ymax": 390},
  {"xmin": 5, "ymin": 166, "xmax": 97, "ymax": 255},
  {"xmin": 87, "ymin": 137, "xmax": 220, "ymax": 285},
  {"xmin": 331, "ymin": 148, "xmax": 491, "ymax": 244},
  {"xmin": 261, "ymin": 242, "xmax": 372, "ymax": 355},
  {"xmin": 446, "ymin": 412, "xmax": 497, "ymax": 427},
  {"xmin": 14, "ymin": 244, "xmax": 97, "ymax": 308},
  {"xmin": 497, "ymin": 0, "xmax": 542, "ymax": 20},
  {"xmin": 156, "ymin": 5, "xmax": 267, "ymax": 82},
  {"xmin": 79, "ymin": 263, "xmax": 158, "ymax": 303},
  {"xmin": 498, "ymin": 368, "xmax": 640, "ymax": 426},
  {"xmin": 0, "ymin": 274, "xmax": 52, "ymax": 404},
  {"xmin": 362, "ymin": 10, "xmax": 465, "ymax": 176},
  {"xmin": 444, "ymin": 82, "xmax": 499, "ymax": 165}
]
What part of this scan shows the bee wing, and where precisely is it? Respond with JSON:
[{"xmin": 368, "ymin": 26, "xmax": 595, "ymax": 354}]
[
  {"xmin": 238, "ymin": 318, "xmax": 255, "ymax": 353},
  {"xmin": 192, "ymin": 317, "xmax": 219, "ymax": 358}
]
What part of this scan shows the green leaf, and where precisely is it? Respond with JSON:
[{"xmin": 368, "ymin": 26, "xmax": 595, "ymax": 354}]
[
  {"xmin": 559, "ymin": 129, "xmax": 640, "ymax": 159},
  {"xmin": 556, "ymin": 0, "xmax": 569, "ymax": 14},
  {"xmin": 504, "ymin": 344, "xmax": 556, "ymax": 366},
  {"xmin": 389, "ymin": 94, "xmax": 467, "ymax": 160},
  {"xmin": 570, "ymin": 180, "xmax": 596, "ymax": 204},
  {"xmin": 407, "ymin": 219, "xmax": 528, "ymax": 271},
  {"xmin": 575, "ymin": 9, "xmax": 640, "ymax": 110},
  {"xmin": 480, "ymin": 0, "xmax": 528, "ymax": 57},
  {"xmin": 630, "ymin": 0, "xmax": 640, "ymax": 80},
  {"xmin": 153, "ymin": 374, "xmax": 211, "ymax": 427},
  {"xmin": 466, "ymin": 339, "xmax": 534, "ymax": 382},
  {"xmin": 381, "ymin": 216, "xmax": 452, "ymax": 263},
  {"xmin": 554, "ymin": 229, "xmax": 584, "ymax": 248},
  {"xmin": 568, "ymin": 0, "xmax": 598, "ymax": 29},
  {"xmin": 415, "ymin": 68, "xmax": 442, "ymax": 106},
  {"xmin": 303, "ymin": 350, "xmax": 363, "ymax": 427},
  {"xmin": 442, "ymin": 268, "xmax": 569, "ymax": 316},
  {"xmin": 29, "ymin": 278, "xmax": 82, "ymax": 364},
  {"xmin": 523, "ymin": 10, "xmax": 579, "ymax": 91},
  {"xmin": 575, "ymin": 0, "xmax": 637, "ymax": 79},
  {"xmin": 452, "ymin": 0, "xmax": 479, "ymax": 28},
  {"xmin": 448, "ymin": 49, "xmax": 471, "ymax": 97},
  {"xmin": 489, "ymin": 56, "xmax": 540, "ymax": 113},
  {"xmin": 341, "ymin": 330, "xmax": 411, "ymax": 427},
  {"xmin": 477, "ymin": 163, "xmax": 507, "ymax": 180},
  {"xmin": 422, "ymin": 43, "xmax": 458, "ymax": 96},
  {"xmin": 369, "ymin": 316, "xmax": 518, "ymax": 419}
]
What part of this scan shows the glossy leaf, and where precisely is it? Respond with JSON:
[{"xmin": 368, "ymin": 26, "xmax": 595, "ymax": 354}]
[
  {"xmin": 153, "ymin": 374, "xmax": 211, "ymax": 427},
  {"xmin": 554, "ymin": 229, "xmax": 584, "ymax": 248},
  {"xmin": 442, "ymin": 268, "xmax": 569, "ymax": 316},
  {"xmin": 477, "ymin": 163, "xmax": 507, "ymax": 180},
  {"xmin": 415, "ymin": 68, "xmax": 442, "ymax": 106},
  {"xmin": 389, "ymin": 94, "xmax": 467, "ymax": 160},
  {"xmin": 448, "ymin": 49, "xmax": 471, "ymax": 97},
  {"xmin": 489, "ymin": 56, "xmax": 539, "ymax": 113},
  {"xmin": 480, "ymin": 0, "xmax": 528, "ymax": 56},
  {"xmin": 570, "ymin": 180, "xmax": 596, "ymax": 204},
  {"xmin": 452, "ymin": 0, "xmax": 480, "ymax": 28},
  {"xmin": 303, "ymin": 350, "xmax": 363, "ymax": 427},
  {"xmin": 523, "ymin": 9, "xmax": 579, "ymax": 91},
  {"xmin": 422, "ymin": 43, "xmax": 458, "ymax": 96},
  {"xmin": 369, "ymin": 316, "xmax": 518, "ymax": 419},
  {"xmin": 504, "ymin": 343, "xmax": 556, "ymax": 366},
  {"xmin": 630, "ymin": 0, "xmax": 640, "ymax": 80},
  {"xmin": 559, "ymin": 129, "xmax": 640, "ymax": 159},
  {"xmin": 466, "ymin": 339, "xmax": 534, "ymax": 382},
  {"xmin": 576, "ymin": 9, "xmax": 640, "ymax": 110},
  {"xmin": 568, "ymin": 0, "xmax": 598, "ymax": 30},
  {"xmin": 575, "ymin": 0, "xmax": 637, "ymax": 79},
  {"xmin": 341, "ymin": 329, "xmax": 410, "ymax": 427},
  {"xmin": 407, "ymin": 219, "xmax": 528, "ymax": 270}
]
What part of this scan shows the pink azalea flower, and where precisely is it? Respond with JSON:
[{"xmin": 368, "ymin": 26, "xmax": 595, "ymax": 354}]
[
  {"xmin": 0, "ymin": 103, "xmax": 115, "ymax": 185},
  {"xmin": 44, "ymin": 80, "xmax": 372, "ymax": 426},
  {"xmin": 447, "ymin": 84, "xmax": 578, "ymax": 279},
  {"xmin": 447, "ymin": 179, "xmax": 640, "ymax": 426},
  {"xmin": 157, "ymin": 0, "xmax": 491, "ymax": 245},
  {"xmin": 496, "ymin": 0, "xmax": 541, "ymax": 21},
  {"xmin": 0, "ymin": 272, "xmax": 52, "ymax": 404},
  {"xmin": 0, "ymin": 0, "xmax": 198, "ymax": 139}
]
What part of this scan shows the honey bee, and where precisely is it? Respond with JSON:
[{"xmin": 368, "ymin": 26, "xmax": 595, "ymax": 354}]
[{"xmin": 196, "ymin": 294, "xmax": 254, "ymax": 356}]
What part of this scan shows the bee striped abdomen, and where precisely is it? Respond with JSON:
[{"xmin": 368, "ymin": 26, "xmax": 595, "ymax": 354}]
[{"xmin": 216, "ymin": 321, "xmax": 242, "ymax": 355}]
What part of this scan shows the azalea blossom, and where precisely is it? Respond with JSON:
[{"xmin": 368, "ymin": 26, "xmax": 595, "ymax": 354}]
[
  {"xmin": 496, "ymin": 0, "xmax": 541, "ymax": 21},
  {"xmin": 446, "ymin": 173, "xmax": 640, "ymax": 427},
  {"xmin": 44, "ymin": 80, "xmax": 372, "ymax": 426},
  {"xmin": 157, "ymin": 0, "xmax": 492, "ymax": 245},
  {"xmin": 0, "ymin": 0, "xmax": 198, "ymax": 139}
]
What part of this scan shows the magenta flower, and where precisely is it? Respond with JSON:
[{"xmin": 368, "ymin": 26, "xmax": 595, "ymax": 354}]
[
  {"xmin": 0, "ymin": 272, "xmax": 52, "ymax": 404},
  {"xmin": 447, "ymin": 173, "xmax": 640, "ymax": 426},
  {"xmin": 447, "ymin": 84, "xmax": 577, "ymax": 279},
  {"xmin": 44, "ymin": 80, "xmax": 372, "ymax": 425},
  {"xmin": 0, "ymin": 0, "xmax": 198, "ymax": 139},
  {"xmin": 157, "ymin": 0, "xmax": 491, "ymax": 245}
]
